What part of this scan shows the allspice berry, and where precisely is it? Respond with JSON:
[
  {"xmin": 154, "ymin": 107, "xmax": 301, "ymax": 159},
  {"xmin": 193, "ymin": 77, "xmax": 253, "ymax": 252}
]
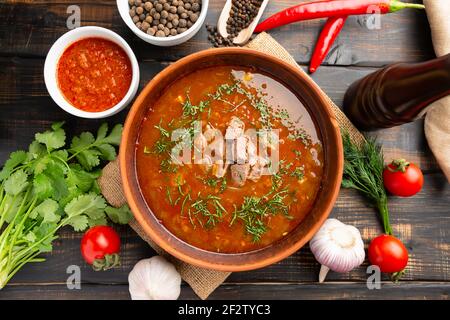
[
  {"xmin": 144, "ymin": 2, "xmax": 153, "ymax": 11},
  {"xmin": 128, "ymin": 0, "xmax": 202, "ymax": 37},
  {"xmin": 141, "ymin": 21, "xmax": 150, "ymax": 31},
  {"xmin": 156, "ymin": 30, "xmax": 166, "ymax": 37}
]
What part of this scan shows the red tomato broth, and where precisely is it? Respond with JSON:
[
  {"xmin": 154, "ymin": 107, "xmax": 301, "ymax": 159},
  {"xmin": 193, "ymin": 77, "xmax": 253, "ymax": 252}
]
[
  {"xmin": 136, "ymin": 66, "xmax": 324, "ymax": 253},
  {"xmin": 57, "ymin": 37, "xmax": 132, "ymax": 112}
]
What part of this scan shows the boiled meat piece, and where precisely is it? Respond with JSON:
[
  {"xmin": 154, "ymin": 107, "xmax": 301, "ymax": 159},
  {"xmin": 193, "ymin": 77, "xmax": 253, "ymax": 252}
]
[
  {"xmin": 248, "ymin": 156, "xmax": 269, "ymax": 182},
  {"xmin": 230, "ymin": 164, "xmax": 251, "ymax": 187},
  {"xmin": 225, "ymin": 116, "xmax": 245, "ymax": 140},
  {"xmin": 212, "ymin": 160, "xmax": 229, "ymax": 178}
]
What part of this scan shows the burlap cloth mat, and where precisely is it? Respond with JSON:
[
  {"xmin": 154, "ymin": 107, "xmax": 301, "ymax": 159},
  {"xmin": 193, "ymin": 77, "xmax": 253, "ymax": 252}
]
[
  {"xmin": 98, "ymin": 33, "xmax": 364, "ymax": 300},
  {"xmin": 423, "ymin": 0, "xmax": 450, "ymax": 182}
]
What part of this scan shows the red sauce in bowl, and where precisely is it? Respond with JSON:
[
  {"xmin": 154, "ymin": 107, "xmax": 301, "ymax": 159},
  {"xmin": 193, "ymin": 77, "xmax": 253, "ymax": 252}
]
[{"xmin": 57, "ymin": 37, "xmax": 132, "ymax": 112}]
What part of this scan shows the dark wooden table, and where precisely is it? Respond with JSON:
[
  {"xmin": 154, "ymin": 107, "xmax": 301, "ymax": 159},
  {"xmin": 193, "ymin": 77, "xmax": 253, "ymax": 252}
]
[{"xmin": 0, "ymin": 0, "xmax": 449, "ymax": 300}]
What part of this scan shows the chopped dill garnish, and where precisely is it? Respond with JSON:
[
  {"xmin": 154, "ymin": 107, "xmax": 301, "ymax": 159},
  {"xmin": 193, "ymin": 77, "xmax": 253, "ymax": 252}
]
[
  {"xmin": 202, "ymin": 176, "xmax": 228, "ymax": 193},
  {"xmin": 180, "ymin": 193, "xmax": 192, "ymax": 224},
  {"xmin": 274, "ymin": 109, "xmax": 290, "ymax": 121},
  {"xmin": 166, "ymin": 186, "xmax": 173, "ymax": 205},
  {"xmin": 231, "ymin": 189, "xmax": 291, "ymax": 242},
  {"xmin": 288, "ymin": 130, "xmax": 310, "ymax": 145},
  {"xmin": 153, "ymin": 139, "xmax": 171, "ymax": 155},
  {"xmin": 291, "ymin": 167, "xmax": 305, "ymax": 180},
  {"xmin": 160, "ymin": 158, "xmax": 178, "ymax": 173},
  {"xmin": 155, "ymin": 119, "xmax": 170, "ymax": 138},
  {"xmin": 209, "ymin": 80, "xmax": 273, "ymax": 128},
  {"xmin": 176, "ymin": 175, "xmax": 185, "ymax": 196},
  {"xmin": 190, "ymin": 194, "xmax": 227, "ymax": 228},
  {"xmin": 181, "ymin": 91, "xmax": 210, "ymax": 117}
]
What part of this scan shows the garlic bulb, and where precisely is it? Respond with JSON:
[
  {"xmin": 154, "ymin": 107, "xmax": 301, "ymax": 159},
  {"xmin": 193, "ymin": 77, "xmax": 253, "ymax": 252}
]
[
  {"xmin": 310, "ymin": 218, "xmax": 365, "ymax": 283},
  {"xmin": 128, "ymin": 256, "xmax": 181, "ymax": 300}
]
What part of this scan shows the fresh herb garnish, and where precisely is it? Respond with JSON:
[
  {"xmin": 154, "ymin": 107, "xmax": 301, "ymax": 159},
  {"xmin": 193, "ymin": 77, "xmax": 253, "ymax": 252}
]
[
  {"xmin": 341, "ymin": 132, "xmax": 392, "ymax": 235},
  {"xmin": 231, "ymin": 189, "xmax": 291, "ymax": 242},
  {"xmin": 166, "ymin": 186, "xmax": 173, "ymax": 205},
  {"xmin": 181, "ymin": 91, "xmax": 210, "ymax": 117},
  {"xmin": 190, "ymin": 194, "xmax": 226, "ymax": 228},
  {"xmin": 202, "ymin": 176, "xmax": 227, "ymax": 193},
  {"xmin": 0, "ymin": 122, "xmax": 131, "ymax": 289},
  {"xmin": 288, "ymin": 129, "xmax": 310, "ymax": 145},
  {"xmin": 291, "ymin": 166, "xmax": 305, "ymax": 180},
  {"xmin": 293, "ymin": 149, "xmax": 302, "ymax": 158},
  {"xmin": 154, "ymin": 119, "xmax": 170, "ymax": 138},
  {"xmin": 160, "ymin": 158, "xmax": 178, "ymax": 173}
]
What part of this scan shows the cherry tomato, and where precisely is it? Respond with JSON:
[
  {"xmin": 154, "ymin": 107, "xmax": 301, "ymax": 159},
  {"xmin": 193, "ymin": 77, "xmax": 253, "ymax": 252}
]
[
  {"xmin": 81, "ymin": 226, "xmax": 120, "ymax": 265},
  {"xmin": 383, "ymin": 159, "xmax": 423, "ymax": 197},
  {"xmin": 368, "ymin": 234, "xmax": 408, "ymax": 273}
]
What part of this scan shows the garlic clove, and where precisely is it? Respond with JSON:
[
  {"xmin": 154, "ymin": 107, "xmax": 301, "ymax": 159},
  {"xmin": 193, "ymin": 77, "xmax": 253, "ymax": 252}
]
[
  {"xmin": 318, "ymin": 265, "xmax": 330, "ymax": 283},
  {"xmin": 128, "ymin": 256, "xmax": 181, "ymax": 300}
]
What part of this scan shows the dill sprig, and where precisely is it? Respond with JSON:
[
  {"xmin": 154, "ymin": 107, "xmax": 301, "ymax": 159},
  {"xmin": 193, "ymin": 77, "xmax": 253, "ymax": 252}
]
[{"xmin": 341, "ymin": 133, "xmax": 392, "ymax": 235}]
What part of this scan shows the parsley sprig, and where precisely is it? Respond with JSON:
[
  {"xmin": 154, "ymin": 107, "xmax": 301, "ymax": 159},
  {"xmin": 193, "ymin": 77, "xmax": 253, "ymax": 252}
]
[{"xmin": 0, "ymin": 122, "xmax": 132, "ymax": 289}]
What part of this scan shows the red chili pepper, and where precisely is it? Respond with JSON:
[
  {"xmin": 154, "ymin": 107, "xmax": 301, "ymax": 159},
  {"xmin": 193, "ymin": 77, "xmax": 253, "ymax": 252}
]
[
  {"xmin": 309, "ymin": 16, "xmax": 347, "ymax": 73},
  {"xmin": 255, "ymin": 0, "xmax": 425, "ymax": 33}
]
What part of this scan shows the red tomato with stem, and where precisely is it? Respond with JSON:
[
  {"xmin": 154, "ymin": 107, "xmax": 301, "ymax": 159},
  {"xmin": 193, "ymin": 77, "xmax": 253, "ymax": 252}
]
[
  {"xmin": 81, "ymin": 226, "xmax": 121, "ymax": 271},
  {"xmin": 368, "ymin": 234, "xmax": 408, "ymax": 273},
  {"xmin": 383, "ymin": 159, "xmax": 423, "ymax": 197}
]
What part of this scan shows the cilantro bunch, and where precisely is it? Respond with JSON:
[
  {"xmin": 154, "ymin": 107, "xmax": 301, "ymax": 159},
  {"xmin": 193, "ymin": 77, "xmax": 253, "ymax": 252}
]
[{"xmin": 0, "ymin": 122, "xmax": 132, "ymax": 289}]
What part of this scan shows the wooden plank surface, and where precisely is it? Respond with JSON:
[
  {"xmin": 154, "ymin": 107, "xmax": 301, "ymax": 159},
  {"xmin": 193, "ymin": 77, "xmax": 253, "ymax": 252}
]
[
  {"xmin": 0, "ymin": 57, "xmax": 439, "ymax": 171},
  {"xmin": 0, "ymin": 0, "xmax": 434, "ymax": 65},
  {"xmin": 2, "ymin": 283, "xmax": 449, "ymax": 300},
  {"xmin": 3, "ymin": 173, "xmax": 448, "ymax": 286},
  {"xmin": 0, "ymin": 0, "xmax": 449, "ymax": 300}
]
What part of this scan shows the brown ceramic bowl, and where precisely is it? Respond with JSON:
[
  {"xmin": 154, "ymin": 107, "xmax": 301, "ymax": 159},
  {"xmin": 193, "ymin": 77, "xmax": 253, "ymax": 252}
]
[{"xmin": 120, "ymin": 48, "xmax": 343, "ymax": 272}]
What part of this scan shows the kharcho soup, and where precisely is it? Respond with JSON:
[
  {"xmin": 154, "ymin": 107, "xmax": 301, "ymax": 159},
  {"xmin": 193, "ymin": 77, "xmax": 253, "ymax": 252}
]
[{"xmin": 136, "ymin": 66, "xmax": 323, "ymax": 253}]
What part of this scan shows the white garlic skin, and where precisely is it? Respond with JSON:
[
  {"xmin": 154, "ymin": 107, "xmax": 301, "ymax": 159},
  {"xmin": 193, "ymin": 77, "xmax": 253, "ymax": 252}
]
[
  {"xmin": 128, "ymin": 256, "xmax": 181, "ymax": 300},
  {"xmin": 310, "ymin": 219, "xmax": 365, "ymax": 273}
]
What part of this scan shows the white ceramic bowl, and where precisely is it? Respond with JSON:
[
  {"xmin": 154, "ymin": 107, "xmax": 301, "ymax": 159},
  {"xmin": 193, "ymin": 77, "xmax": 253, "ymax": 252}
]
[
  {"xmin": 44, "ymin": 26, "xmax": 140, "ymax": 119},
  {"xmin": 117, "ymin": 0, "xmax": 208, "ymax": 46}
]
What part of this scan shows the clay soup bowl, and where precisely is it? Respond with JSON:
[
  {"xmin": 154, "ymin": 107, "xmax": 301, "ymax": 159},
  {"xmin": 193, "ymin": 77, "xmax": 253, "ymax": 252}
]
[{"xmin": 120, "ymin": 48, "xmax": 343, "ymax": 272}]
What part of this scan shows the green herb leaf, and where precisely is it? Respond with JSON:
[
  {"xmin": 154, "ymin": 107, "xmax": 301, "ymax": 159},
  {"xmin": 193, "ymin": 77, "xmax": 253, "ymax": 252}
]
[
  {"xmin": 0, "ymin": 122, "xmax": 124, "ymax": 289},
  {"xmin": 4, "ymin": 169, "xmax": 29, "ymax": 196},
  {"xmin": 67, "ymin": 215, "xmax": 89, "ymax": 232},
  {"xmin": 0, "ymin": 150, "xmax": 28, "ymax": 181},
  {"xmin": 88, "ymin": 216, "xmax": 108, "ymax": 228},
  {"xmin": 35, "ymin": 121, "xmax": 66, "ymax": 151},
  {"xmin": 100, "ymin": 124, "xmax": 123, "ymax": 145},
  {"xmin": 69, "ymin": 124, "xmax": 122, "ymax": 171},
  {"xmin": 28, "ymin": 141, "xmax": 46, "ymax": 159},
  {"xmin": 67, "ymin": 164, "xmax": 100, "ymax": 193},
  {"xmin": 105, "ymin": 205, "xmax": 133, "ymax": 225},
  {"xmin": 64, "ymin": 193, "xmax": 107, "ymax": 220},
  {"xmin": 30, "ymin": 199, "xmax": 60, "ymax": 223},
  {"xmin": 341, "ymin": 132, "xmax": 392, "ymax": 235}
]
